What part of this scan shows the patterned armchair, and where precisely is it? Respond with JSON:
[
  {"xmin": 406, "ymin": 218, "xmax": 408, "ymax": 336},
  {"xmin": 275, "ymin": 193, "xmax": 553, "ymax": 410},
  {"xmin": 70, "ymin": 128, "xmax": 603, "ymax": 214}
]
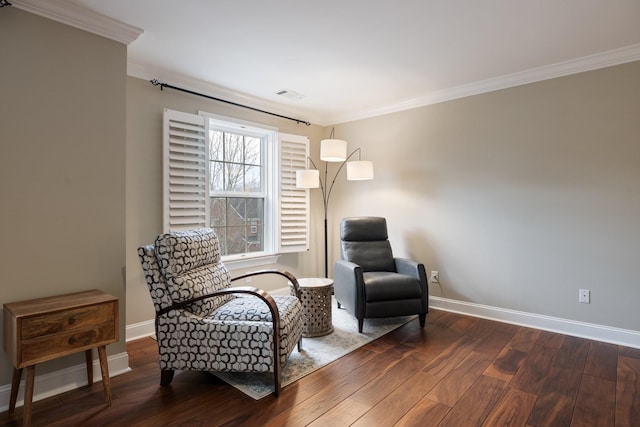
[{"xmin": 137, "ymin": 228, "xmax": 303, "ymax": 396}]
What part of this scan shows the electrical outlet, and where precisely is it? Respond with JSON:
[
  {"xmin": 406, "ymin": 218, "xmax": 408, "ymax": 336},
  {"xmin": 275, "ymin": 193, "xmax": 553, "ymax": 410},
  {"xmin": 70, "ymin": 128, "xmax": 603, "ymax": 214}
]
[
  {"xmin": 430, "ymin": 271, "xmax": 439, "ymax": 284},
  {"xmin": 579, "ymin": 289, "xmax": 590, "ymax": 304}
]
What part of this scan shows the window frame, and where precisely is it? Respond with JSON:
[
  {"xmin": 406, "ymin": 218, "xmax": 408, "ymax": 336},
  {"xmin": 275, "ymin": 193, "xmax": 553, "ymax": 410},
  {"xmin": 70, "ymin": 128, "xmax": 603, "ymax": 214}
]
[{"xmin": 200, "ymin": 112, "xmax": 278, "ymax": 266}]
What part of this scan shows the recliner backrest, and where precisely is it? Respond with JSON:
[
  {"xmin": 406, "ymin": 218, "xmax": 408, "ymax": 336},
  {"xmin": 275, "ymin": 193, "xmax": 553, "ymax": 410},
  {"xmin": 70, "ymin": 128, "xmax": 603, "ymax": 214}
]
[
  {"xmin": 340, "ymin": 217, "xmax": 396, "ymax": 272},
  {"xmin": 153, "ymin": 228, "xmax": 232, "ymax": 316}
]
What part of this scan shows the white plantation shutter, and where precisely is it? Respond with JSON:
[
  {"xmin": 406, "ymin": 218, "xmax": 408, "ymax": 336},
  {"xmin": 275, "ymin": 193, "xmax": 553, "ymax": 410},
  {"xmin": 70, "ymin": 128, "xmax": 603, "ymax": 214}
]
[
  {"xmin": 278, "ymin": 133, "xmax": 310, "ymax": 253},
  {"xmin": 163, "ymin": 109, "xmax": 310, "ymax": 257},
  {"xmin": 163, "ymin": 109, "xmax": 209, "ymax": 232}
]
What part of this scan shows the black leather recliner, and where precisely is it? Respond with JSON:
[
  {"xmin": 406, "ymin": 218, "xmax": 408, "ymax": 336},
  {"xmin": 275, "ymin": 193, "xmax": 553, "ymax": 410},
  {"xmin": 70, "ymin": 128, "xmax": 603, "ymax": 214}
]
[{"xmin": 334, "ymin": 217, "xmax": 429, "ymax": 333}]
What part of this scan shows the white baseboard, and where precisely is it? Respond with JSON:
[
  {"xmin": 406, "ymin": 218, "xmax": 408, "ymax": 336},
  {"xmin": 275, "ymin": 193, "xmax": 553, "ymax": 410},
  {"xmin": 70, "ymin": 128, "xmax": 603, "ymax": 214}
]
[
  {"xmin": 125, "ymin": 319, "xmax": 156, "ymax": 342},
  {"xmin": 124, "ymin": 290, "xmax": 640, "ymax": 349},
  {"xmin": 0, "ymin": 351, "xmax": 131, "ymax": 413},
  {"xmin": 429, "ymin": 296, "xmax": 640, "ymax": 349}
]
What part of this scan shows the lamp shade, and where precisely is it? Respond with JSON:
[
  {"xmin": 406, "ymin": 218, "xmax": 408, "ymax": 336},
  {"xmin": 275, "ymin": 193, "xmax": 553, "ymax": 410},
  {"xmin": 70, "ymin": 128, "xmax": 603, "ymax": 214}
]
[
  {"xmin": 347, "ymin": 160, "xmax": 374, "ymax": 180},
  {"xmin": 320, "ymin": 139, "xmax": 347, "ymax": 162},
  {"xmin": 296, "ymin": 169, "xmax": 320, "ymax": 188}
]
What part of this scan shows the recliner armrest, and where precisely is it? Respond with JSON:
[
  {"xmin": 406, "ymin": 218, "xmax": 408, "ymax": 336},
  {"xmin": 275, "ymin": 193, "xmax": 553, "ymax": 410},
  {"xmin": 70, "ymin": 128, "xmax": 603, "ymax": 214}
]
[
  {"xmin": 334, "ymin": 260, "xmax": 366, "ymax": 317},
  {"xmin": 156, "ymin": 285, "xmax": 279, "ymax": 319},
  {"xmin": 231, "ymin": 269, "xmax": 301, "ymax": 300},
  {"xmin": 394, "ymin": 258, "xmax": 423, "ymax": 277},
  {"xmin": 394, "ymin": 258, "xmax": 429, "ymax": 303},
  {"xmin": 334, "ymin": 259, "xmax": 360, "ymax": 274}
]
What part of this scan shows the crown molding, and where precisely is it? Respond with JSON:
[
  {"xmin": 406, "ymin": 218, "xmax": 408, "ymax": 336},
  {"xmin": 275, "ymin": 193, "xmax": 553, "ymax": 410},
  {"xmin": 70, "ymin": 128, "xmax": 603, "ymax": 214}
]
[
  {"xmin": 11, "ymin": 0, "xmax": 143, "ymax": 45},
  {"xmin": 330, "ymin": 43, "xmax": 640, "ymax": 124}
]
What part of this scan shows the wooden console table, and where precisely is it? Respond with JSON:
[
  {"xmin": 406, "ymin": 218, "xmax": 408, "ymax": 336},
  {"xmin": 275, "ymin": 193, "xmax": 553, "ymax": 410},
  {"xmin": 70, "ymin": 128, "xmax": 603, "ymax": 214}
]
[{"xmin": 3, "ymin": 289, "xmax": 119, "ymax": 426}]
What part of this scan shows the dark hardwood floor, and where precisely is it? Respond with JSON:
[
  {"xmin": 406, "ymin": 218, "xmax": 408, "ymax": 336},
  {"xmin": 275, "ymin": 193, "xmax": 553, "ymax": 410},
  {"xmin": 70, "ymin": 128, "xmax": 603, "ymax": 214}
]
[{"xmin": 2, "ymin": 309, "xmax": 639, "ymax": 426}]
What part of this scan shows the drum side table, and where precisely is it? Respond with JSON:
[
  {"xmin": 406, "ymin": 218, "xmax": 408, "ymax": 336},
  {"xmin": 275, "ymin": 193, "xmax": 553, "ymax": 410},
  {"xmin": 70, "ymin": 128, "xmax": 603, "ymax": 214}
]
[{"xmin": 289, "ymin": 278, "xmax": 334, "ymax": 337}]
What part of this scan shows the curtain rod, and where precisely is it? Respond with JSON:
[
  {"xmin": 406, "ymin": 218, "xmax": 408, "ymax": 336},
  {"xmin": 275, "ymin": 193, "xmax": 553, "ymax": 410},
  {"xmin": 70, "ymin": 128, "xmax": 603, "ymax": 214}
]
[{"xmin": 150, "ymin": 79, "xmax": 310, "ymax": 126}]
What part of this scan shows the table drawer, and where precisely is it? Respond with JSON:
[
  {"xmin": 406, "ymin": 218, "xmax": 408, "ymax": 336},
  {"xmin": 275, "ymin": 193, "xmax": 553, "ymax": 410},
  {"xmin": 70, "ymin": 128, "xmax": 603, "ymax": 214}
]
[
  {"xmin": 21, "ymin": 301, "xmax": 117, "ymax": 340},
  {"xmin": 20, "ymin": 321, "xmax": 117, "ymax": 366}
]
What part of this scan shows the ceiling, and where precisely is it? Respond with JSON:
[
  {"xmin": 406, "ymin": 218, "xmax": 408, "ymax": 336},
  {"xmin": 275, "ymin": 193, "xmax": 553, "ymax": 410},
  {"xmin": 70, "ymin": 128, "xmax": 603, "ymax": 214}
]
[{"xmin": 15, "ymin": 0, "xmax": 640, "ymax": 125}]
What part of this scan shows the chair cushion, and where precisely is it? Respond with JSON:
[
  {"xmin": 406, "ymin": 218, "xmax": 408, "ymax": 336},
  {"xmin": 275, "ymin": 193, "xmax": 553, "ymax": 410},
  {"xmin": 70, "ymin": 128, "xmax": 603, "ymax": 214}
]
[
  {"xmin": 210, "ymin": 295, "xmax": 300, "ymax": 323},
  {"xmin": 342, "ymin": 241, "xmax": 396, "ymax": 272},
  {"xmin": 155, "ymin": 228, "xmax": 221, "ymax": 277},
  {"xmin": 207, "ymin": 295, "xmax": 303, "ymax": 366},
  {"xmin": 154, "ymin": 228, "xmax": 231, "ymax": 316},
  {"xmin": 341, "ymin": 217, "xmax": 388, "ymax": 241},
  {"xmin": 363, "ymin": 272, "xmax": 423, "ymax": 302}
]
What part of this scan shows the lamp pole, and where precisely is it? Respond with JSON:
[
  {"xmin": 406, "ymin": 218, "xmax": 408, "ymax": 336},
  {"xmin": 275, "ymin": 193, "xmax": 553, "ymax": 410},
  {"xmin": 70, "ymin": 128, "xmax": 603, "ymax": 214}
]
[{"xmin": 308, "ymin": 148, "xmax": 363, "ymax": 278}]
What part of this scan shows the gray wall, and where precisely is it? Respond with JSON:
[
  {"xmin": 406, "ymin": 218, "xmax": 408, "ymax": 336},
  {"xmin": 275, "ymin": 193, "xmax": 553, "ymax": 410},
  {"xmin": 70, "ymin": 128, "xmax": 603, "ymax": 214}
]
[
  {"xmin": 0, "ymin": 7, "xmax": 127, "ymax": 385},
  {"xmin": 329, "ymin": 61, "xmax": 640, "ymax": 331}
]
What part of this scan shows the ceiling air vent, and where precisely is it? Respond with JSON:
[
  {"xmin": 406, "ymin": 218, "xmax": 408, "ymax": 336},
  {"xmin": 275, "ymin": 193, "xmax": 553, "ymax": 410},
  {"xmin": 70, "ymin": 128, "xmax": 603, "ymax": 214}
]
[{"xmin": 275, "ymin": 89, "xmax": 304, "ymax": 100}]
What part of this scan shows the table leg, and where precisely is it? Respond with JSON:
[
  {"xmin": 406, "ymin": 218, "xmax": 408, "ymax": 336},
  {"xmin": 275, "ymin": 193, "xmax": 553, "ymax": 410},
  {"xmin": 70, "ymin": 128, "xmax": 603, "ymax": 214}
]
[
  {"xmin": 97, "ymin": 345, "xmax": 112, "ymax": 406},
  {"xmin": 23, "ymin": 365, "xmax": 35, "ymax": 427},
  {"xmin": 85, "ymin": 349, "xmax": 93, "ymax": 385},
  {"xmin": 9, "ymin": 367, "xmax": 22, "ymax": 414}
]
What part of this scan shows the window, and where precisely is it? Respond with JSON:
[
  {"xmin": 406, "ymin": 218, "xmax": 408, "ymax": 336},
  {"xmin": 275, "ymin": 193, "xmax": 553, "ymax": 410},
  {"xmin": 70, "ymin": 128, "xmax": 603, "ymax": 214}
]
[
  {"xmin": 206, "ymin": 117, "xmax": 271, "ymax": 257},
  {"xmin": 163, "ymin": 109, "xmax": 309, "ymax": 266}
]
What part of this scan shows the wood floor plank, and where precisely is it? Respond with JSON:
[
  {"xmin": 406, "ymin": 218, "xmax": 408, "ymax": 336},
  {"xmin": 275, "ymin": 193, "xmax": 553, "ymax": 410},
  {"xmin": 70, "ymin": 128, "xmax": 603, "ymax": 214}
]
[
  {"xmin": 584, "ymin": 341, "xmax": 618, "ymax": 381},
  {"xmin": 449, "ymin": 316, "xmax": 477, "ymax": 335},
  {"xmin": 461, "ymin": 317, "xmax": 499, "ymax": 341},
  {"xmin": 618, "ymin": 345, "xmax": 640, "ymax": 360},
  {"xmin": 422, "ymin": 335, "xmax": 477, "ymax": 378},
  {"xmin": 481, "ymin": 386, "xmax": 537, "ymax": 427},
  {"xmin": 527, "ymin": 366, "xmax": 582, "ymax": 426},
  {"xmin": 536, "ymin": 330, "xmax": 565, "ymax": 349},
  {"xmin": 350, "ymin": 352, "xmax": 427, "ymax": 406},
  {"xmin": 404, "ymin": 322, "xmax": 461, "ymax": 354},
  {"xmin": 306, "ymin": 397, "xmax": 371, "ymax": 427},
  {"xmin": 571, "ymin": 374, "xmax": 615, "ymax": 427},
  {"xmin": 437, "ymin": 375, "xmax": 507, "ymax": 427},
  {"xmin": 261, "ymin": 347, "xmax": 411, "ymax": 427},
  {"xmin": 553, "ymin": 335, "xmax": 590, "ymax": 371},
  {"xmin": 352, "ymin": 370, "xmax": 441, "ymax": 427},
  {"xmin": 427, "ymin": 351, "xmax": 494, "ymax": 407},
  {"xmin": 393, "ymin": 397, "xmax": 450, "ymax": 427},
  {"xmin": 473, "ymin": 331, "xmax": 515, "ymax": 357},
  {"xmin": 508, "ymin": 327, "xmax": 542, "ymax": 352},
  {"xmin": 483, "ymin": 346, "xmax": 528, "ymax": 383},
  {"xmin": 616, "ymin": 355, "xmax": 640, "ymax": 427},
  {"xmin": 2, "ymin": 313, "xmax": 640, "ymax": 427},
  {"xmin": 491, "ymin": 321, "xmax": 521, "ymax": 336},
  {"xmin": 510, "ymin": 344, "xmax": 558, "ymax": 394}
]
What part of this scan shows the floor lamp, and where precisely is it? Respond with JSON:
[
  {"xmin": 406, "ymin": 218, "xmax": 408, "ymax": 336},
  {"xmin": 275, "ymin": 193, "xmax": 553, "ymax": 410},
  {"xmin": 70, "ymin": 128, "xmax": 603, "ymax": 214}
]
[{"xmin": 296, "ymin": 129, "xmax": 374, "ymax": 278}]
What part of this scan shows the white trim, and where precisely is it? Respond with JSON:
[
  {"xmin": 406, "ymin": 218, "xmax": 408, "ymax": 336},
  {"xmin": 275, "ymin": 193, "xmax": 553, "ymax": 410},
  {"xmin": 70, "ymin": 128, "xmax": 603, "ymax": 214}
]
[
  {"xmin": 429, "ymin": 296, "xmax": 640, "ymax": 349},
  {"xmin": 224, "ymin": 254, "xmax": 280, "ymax": 270},
  {"xmin": 126, "ymin": 320, "xmax": 156, "ymax": 342},
  {"xmin": 124, "ymin": 291, "xmax": 640, "ymax": 347},
  {"xmin": 0, "ymin": 351, "xmax": 131, "ymax": 412},
  {"xmin": 11, "ymin": 0, "xmax": 143, "ymax": 45},
  {"xmin": 132, "ymin": 44, "xmax": 640, "ymax": 126},
  {"xmin": 329, "ymin": 43, "xmax": 640, "ymax": 124}
]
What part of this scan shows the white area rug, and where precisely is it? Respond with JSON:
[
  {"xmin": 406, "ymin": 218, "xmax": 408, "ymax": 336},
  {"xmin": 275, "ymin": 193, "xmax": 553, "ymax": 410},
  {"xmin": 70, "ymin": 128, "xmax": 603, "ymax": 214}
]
[{"xmin": 213, "ymin": 297, "xmax": 416, "ymax": 399}]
